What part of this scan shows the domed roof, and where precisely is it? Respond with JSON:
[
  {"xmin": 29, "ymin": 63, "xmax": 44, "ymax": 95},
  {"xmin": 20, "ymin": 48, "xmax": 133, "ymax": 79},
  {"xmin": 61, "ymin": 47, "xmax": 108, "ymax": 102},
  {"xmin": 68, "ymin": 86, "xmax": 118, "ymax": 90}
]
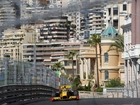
[{"xmin": 101, "ymin": 23, "xmax": 118, "ymax": 38}]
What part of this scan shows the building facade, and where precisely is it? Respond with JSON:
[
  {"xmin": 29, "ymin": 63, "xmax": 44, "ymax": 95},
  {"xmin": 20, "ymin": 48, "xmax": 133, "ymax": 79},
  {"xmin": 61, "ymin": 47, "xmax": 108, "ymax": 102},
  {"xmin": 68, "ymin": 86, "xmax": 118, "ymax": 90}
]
[
  {"xmin": 39, "ymin": 16, "xmax": 70, "ymax": 43},
  {"xmin": 67, "ymin": 2, "xmax": 104, "ymax": 40},
  {"xmin": 121, "ymin": 14, "xmax": 134, "ymax": 88},
  {"xmin": 104, "ymin": 1, "xmax": 131, "ymax": 34},
  {"xmin": 0, "ymin": 29, "xmax": 35, "ymax": 60},
  {"xmin": 49, "ymin": 0, "xmax": 69, "ymax": 8},
  {"xmin": 79, "ymin": 24, "xmax": 124, "ymax": 86},
  {"xmin": 22, "ymin": 39, "xmax": 80, "ymax": 67},
  {"xmin": 0, "ymin": 0, "xmax": 20, "ymax": 30},
  {"xmin": 121, "ymin": 0, "xmax": 140, "ymax": 97}
]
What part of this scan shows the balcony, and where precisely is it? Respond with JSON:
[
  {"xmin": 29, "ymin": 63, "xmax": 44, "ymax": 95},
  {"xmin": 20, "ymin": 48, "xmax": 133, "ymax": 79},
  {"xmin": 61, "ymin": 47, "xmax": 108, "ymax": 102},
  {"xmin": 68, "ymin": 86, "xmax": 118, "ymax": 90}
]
[
  {"xmin": 36, "ymin": 47, "xmax": 51, "ymax": 50},
  {"xmin": 50, "ymin": 56, "xmax": 61, "ymax": 59},
  {"xmin": 130, "ymin": 44, "xmax": 140, "ymax": 58},
  {"xmin": 51, "ymin": 47, "xmax": 64, "ymax": 50},
  {"xmin": 51, "ymin": 31, "xmax": 67, "ymax": 34},
  {"xmin": 64, "ymin": 65, "xmax": 76, "ymax": 69},
  {"xmin": 52, "ymin": 51, "xmax": 66, "ymax": 54},
  {"xmin": 121, "ymin": 51, "xmax": 129, "ymax": 59},
  {"xmin": 80, "ymin": 44, "xmax": 90, "ymax": 50},
  {"xmin": 80, "ymin": 50, "xmax": 95, "ymax": 55},
  {"xmin": 122, "ymin": 44, "xmax": 140, "ymax": 59}
]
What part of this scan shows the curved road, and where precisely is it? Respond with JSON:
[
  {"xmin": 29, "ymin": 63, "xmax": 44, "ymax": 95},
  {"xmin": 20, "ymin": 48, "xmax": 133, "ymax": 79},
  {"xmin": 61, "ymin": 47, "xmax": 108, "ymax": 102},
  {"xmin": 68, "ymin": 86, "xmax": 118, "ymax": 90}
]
[{"xmin": 27, "ymin": 98, "xmax": 140, "ymax": 105}]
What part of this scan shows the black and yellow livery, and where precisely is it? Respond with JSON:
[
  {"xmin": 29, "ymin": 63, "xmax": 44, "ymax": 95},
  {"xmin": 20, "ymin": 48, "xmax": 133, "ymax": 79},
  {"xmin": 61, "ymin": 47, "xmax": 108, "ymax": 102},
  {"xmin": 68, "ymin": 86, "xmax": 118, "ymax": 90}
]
[{"xmin": 50, "ymin": 85, "xmax": 79, "ymax": 101}]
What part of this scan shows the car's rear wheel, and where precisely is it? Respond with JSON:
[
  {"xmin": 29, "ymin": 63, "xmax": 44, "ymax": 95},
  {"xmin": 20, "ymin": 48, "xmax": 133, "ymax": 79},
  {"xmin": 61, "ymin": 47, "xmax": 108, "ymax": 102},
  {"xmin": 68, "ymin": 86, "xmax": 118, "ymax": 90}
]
[
  {"xmin": 52, "ymin": 91, "xmax": 60, "ymax": 97},
  {"xmin": 74, "ymin": 90, "xmax": 79, "ymax": 96},
  {"xmin": 52, "ymin": 92, "xmax": 56, "ymax": 97}
]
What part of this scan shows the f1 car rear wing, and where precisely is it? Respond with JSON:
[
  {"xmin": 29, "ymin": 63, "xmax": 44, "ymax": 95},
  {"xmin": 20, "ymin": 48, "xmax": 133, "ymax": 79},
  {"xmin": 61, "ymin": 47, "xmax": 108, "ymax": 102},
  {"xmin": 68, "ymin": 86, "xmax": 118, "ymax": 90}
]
[{"xmin": 60, "ymin": 85, "xmax": 71, "ymax": 89}]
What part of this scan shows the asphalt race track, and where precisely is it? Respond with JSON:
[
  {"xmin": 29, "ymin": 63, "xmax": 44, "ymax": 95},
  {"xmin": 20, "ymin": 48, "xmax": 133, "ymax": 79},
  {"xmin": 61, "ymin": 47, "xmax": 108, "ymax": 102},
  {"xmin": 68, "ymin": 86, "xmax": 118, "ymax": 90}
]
[{"xmin": 26, "ymin": 98, "xmax": 140, "ymax": 105}]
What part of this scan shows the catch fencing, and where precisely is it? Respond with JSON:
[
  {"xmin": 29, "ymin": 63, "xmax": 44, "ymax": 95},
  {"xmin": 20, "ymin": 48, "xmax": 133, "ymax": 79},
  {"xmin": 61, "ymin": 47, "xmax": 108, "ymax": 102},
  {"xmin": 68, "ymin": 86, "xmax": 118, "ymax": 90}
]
[
  {"xmin": 79, "ymin": 88, "xmax": 138, "ymax": 98},
  {"xmin": 0, "ymin": 57, "xmax": 70, "ymax": 89}
]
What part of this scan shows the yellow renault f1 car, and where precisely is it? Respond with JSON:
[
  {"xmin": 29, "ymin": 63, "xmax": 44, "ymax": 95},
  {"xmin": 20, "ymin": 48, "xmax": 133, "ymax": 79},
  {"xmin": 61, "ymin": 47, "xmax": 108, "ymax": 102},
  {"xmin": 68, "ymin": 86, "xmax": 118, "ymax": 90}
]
[{"xmin": 50, "ymin": 85, "xmax": 79, "ymax": 101}]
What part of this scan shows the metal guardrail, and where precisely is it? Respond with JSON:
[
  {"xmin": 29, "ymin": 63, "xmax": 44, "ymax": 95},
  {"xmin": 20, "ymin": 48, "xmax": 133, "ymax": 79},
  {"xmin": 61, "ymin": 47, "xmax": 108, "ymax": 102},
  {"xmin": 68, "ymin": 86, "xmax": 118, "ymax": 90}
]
[{"xmin": 0, "ymin": 84, "xmax": 57, "ymax": 105}]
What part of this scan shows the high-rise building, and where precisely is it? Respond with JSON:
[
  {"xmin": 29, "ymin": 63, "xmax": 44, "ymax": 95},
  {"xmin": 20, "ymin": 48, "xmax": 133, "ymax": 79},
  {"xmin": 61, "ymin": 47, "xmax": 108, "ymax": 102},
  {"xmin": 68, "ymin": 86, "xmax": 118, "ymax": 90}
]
[
  {"xmin": 39, "ymin": 16, "xmax": 71, "ymax": 43},
  {"xmin": 22, "ymin": 40, "xmax": 80, "ymax": 68},
  {"xmin": 67, "ymin": 0, "xmax": 104, "ymax": 40},
  {"xmin": 0, "ymin": 0, "xmax": 20, "ymax": 30},
  {"xmin": 0, "ymin": 29, "xmax": 35, "ymax": 60},
  {"xmin": 20, "ymin": 16, "xmax": 79, "ymax": 69}
]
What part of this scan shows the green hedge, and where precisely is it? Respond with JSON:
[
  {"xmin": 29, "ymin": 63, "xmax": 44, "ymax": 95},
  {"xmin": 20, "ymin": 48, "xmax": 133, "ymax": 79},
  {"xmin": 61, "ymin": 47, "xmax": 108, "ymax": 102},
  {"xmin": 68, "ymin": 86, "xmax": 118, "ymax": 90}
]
[
  {"xmin": 95, "ymin": 88, "xmax": 103, "ymax": 92},
  {"xmin": 106, "ymin": 78, "xmax": 124, "ymax": 87}
]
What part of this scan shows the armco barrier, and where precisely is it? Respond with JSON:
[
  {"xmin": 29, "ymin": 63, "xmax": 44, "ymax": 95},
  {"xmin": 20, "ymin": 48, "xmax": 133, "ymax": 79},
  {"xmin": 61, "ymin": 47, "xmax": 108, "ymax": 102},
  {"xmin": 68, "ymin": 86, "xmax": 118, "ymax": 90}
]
[{"xmin": 0, "ymin": 85, "xmax": 57, "ymax": 105}]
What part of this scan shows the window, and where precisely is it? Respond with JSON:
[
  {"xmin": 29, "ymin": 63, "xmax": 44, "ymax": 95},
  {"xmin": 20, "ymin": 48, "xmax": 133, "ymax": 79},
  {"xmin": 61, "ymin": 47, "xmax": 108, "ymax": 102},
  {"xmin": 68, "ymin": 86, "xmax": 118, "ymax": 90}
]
[
  {"xmin": 113, "ymin": 20, "xmax": 118, "ymax": 28},
  {"xmin": 108, "ymin": 8, "xmax": 111, "ymax": 16},
  {"xmin": 123, "ymin": 4, "xmax": 127, "ymax": 11},
  {"xmin": 113, "ymin": 7, "xmax": 118, "ymax": 15},
  {"xmin": 104, "ymin": 53, "xmax": 108, "ymax": 63},
  {"xmin": 105, "ymin": 70, "xmax": 109, "ymax": 80},
  {"xmin": 138, "ymin": 64, "xmax": 140, "ymax": 74}
]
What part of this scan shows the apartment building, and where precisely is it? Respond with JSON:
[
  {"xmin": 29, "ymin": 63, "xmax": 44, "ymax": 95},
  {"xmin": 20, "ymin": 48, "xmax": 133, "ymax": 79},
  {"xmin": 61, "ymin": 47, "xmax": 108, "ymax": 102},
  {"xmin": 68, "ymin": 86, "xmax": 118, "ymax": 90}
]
[
  {"xmin": 39, "ymin": 16, "xmax": 71, "ymax": 43},
  {"xmin": 0, "ymin": 0, "xmax": 20, "ymax": 30},
  {"xmin": 20, "ymin": 16, "xmax": 79, "ymax": 68},
  {"xmin": 104, "ymin": 1, "xmax": 131, "ymax": 34},
  {"xmin": 67, "ymin": 0, "xmax": 104, "ymax": 40},
  {"xmin": 81, "ymin": 5, "xmax": 104, "ymax": 37},
  {"xmin": 0, "ymin": 29, "xmax": 35, "ymax": 60},
  {"xmin": 21, "ymin": 20, "xmax": 44, "ymax": 43},
  {"xmin": 22, "ymin": 39, "xmax": 80, "ymax": 67},
  {"xmin": 49, "ymin": 0, "xmax": 69, "ymax": 8},
  {"xmin": 58, "ymin": 38, "xmax": 81, "ymax": 75},
  {"xmin": 121, "ymin": 0, "xmax": 140, "ymax": 92},
  {"xmin": 22, "ymin": 0, "xmax": 50, "ymax": 6},
  {"xmin": 20, "ymin": 4, "xmax": 49, "ymax": 20}
]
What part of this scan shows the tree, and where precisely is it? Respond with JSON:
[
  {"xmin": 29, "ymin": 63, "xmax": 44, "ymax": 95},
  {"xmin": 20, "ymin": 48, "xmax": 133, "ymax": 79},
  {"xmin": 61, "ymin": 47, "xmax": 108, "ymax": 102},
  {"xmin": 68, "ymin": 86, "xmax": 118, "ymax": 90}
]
[
  {"xmin": 51, "ymin": 62, "xmax": 65, "ymax": 71},
  {"xmin": 87, "ymin": 34, "xmax": 101, "ymax": 88},
  {"xmin": 72, "ymin": 75, "xmax": 81, "ymax": 90},
  {"xmin": 65, "ymin": 50, "xmax": 78, "ymax": 79},
  {"xmin": 108, "ymin": 35, "xmax": 124, "ymax": 52}
]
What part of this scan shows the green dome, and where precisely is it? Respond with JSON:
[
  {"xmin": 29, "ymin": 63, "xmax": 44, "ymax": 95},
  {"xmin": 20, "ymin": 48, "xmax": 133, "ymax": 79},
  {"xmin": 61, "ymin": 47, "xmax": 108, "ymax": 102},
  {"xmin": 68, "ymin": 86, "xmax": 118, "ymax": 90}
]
[{"xmin": 101, "ymin": 23, "xmax": 118, "ymax": 38}]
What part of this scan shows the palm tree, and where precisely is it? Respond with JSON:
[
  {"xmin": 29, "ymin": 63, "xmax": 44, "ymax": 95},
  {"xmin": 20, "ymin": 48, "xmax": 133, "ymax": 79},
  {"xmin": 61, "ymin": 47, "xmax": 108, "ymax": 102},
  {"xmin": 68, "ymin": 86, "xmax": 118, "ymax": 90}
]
[
  {"xmin": 87, "ymin": 34, "xmax": 101, "ymax": 88},
  {"xmin": 51, "ymin": 62, "xmax": 65, "ymax": 71},
  {"xmin": 108, "ymin": 35, "xmax": 124, "ymax": 52},
  {"xmin": 65, "ymin": 50, "xmax": 78, "ymax": 79}
]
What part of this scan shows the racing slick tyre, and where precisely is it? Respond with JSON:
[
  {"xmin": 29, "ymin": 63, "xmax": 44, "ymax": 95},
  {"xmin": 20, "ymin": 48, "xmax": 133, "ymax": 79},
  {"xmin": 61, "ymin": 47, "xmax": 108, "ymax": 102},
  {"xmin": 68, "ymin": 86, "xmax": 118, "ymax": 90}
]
[
  {"xmin": 74, "ymin": 90, "xmax": 79, "ymax": 100},
  {"xmin": 52, "ymin": 91, "xmax": 56, "ymax": 97},
  {"xmin": 52, "ymin": 91, "xmax": 60, "ymax": 97}
]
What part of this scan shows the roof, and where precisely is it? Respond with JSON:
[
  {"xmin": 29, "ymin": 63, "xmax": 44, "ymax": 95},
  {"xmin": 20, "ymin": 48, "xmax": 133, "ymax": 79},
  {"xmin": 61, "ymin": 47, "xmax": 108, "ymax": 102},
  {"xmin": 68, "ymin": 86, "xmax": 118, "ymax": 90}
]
[{"xmin": 101, "ymin": 23, "xmax": 118, "ymax": 38}]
